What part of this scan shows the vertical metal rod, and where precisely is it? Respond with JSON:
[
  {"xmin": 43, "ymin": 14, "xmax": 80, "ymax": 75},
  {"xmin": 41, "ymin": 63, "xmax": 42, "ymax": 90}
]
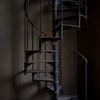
[
  {"xmin": 85, "ymin": 0, "xmax": 87, "ymax": 19},
  {"xmin": 40, "ymin": 0, "xmax": 43, "ymax": 38},
  {"xmin": 32, "ymin": 25, "xmax": 34, "ymax": 81},
  {"xmin": 61, "ymin": 0, "xmax": 63, "ymax": 38},
  {"xmin": 85, "ymin": 62, "xmax": 88, "ymax": 100},
  {"xmin": 24, "ymin": 0, "xmax": 27, "ymax": 74},
  {"xmin": 78, "ymin": 0, "xmax": 81, "ymax": 28},
  {"xmin": 59, "ymin": 41, "xmax": 63, "ymax": 94},
  {"xmin": 24, "ymin": 0, "xmax": 26, "ymax": 51},
  {"xmin": 85, "ymin": 6, "xmax": 87, "ymax": 19},
  {"xmin": 74, "ymin": 51, "xmax": 77, "ymax": 96},
  {"xmin": 37, "ymin": 37, "xmax": 40, "ymax": 78},
  {"xmin": 44, "ymin": 34, "xmax": 47, "ymax": 87},
  {"xmin": 26, "ymin": 0, "xmax": 29, "ymax": 50},
  {"xmin": 39, "ymin": 0, "xmax": 43, "ymax": 50},
  {"xmin": 24, "ymin": 0, "xmax": 29, "ymax": 73}
]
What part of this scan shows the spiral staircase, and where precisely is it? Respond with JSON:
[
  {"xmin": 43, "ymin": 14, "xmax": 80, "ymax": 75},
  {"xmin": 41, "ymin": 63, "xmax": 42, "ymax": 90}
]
[{"xmin": 24, "ymin": 0, "xmax": 87, "ymax": 100}]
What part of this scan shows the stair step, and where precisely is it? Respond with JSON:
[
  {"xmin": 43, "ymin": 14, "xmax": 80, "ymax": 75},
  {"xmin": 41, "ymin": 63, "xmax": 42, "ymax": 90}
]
[
  {"xmin": 40, "ymin": 37, "xmax": 61, "ymax": 42},
  {"xmin": 25, "ymin": 61, "xmax": 57, "ymax": 66},
  {"xmin": 54, "ymin": 24, "xmax": 80, "ymax": 32},
  {"xmin": 57, "ymin": 0, "xmax": 80, "ymax": 7},
  {"xmin": 27, "ymin": 70, "xmax": 53, "ymax": 74},
  {"xmin": 53, "ymin": 7, "xmax": 85, "ymax": 12},
  {"xmin": 34, "ymin": 77, "xmax": 54, "ymax": 82},
  {"xmin": 27, "ymin": 61, "xmax": 56, "ymax": 63},
  {"xmin": 63, "ymin": 24, "xmax": 80, "ymax": 29},
  {"xmin": 53, "ymin": 15, "xmax": 78, "ymax": 25},
  {"xmin": 47, "ymin": 85, "xmax": 62, "ymax": 91},
  {"xmin": 26, "ymin": 50, "xmax": 57, "ymax": 57},
  {"xmin": 59, "ymin": 95, "xmax": 77, "ymax": 100}
]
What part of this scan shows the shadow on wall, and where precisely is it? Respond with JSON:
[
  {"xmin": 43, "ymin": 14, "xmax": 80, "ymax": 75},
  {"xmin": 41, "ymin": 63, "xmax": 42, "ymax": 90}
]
[
  {"xmin": 0, "ymin": 70, "xmax": 39, "ymax": 100},
  {"xmin": 34, "ymin": 87, "xmax": 54, "ymax": 100},
  {"xmin": 0, "ymin": 0, "xmax": 54, "ymax": 100},
  {"xmin": 0, "ymin": 70, "xmax": 54, "ymax": 100}
]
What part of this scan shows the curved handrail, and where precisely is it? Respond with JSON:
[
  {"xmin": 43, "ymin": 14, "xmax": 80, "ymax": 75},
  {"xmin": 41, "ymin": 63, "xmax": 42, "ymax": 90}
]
[
  {"xmin": 27, "ymin": 18, "xmax": 49, "ymax": 36},
  {"xmin": 65, "ymin": 44, "xmax": 88, "ymax": 64},
  {"xmin": 24, "ymin": 0, "xmax": 51, "ymax": 38},
  {"xmin": 65, "ymin": 43, "xmax": 87, "ymax": 100}
]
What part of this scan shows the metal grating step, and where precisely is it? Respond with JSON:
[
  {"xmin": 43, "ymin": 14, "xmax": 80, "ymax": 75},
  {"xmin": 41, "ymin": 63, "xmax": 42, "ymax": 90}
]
[
  {"xmin": 34, "ymin": 77, "xmax": 54, "ymax": 82},
  {"xmin": 53, "ymin": 15, "xmax": 79, "ymax": 25},
  {"xmin": 26, "ymin": 50, "xmax": 57, "ymax": 57},
  {"xmin": 40, "ymin": 37, "xmax": 61, "ymax": 43},
  {"xmin": 47, "ymin": 85, "xmax": 62, "ymax": 91},
  {"xmin": 27, "ymin": 70, "xmax": 53, "ymax": 74},
  {"xmin": 53, "ymin": 24, "xmax": 80, "ymax": 33},
  {"xmin": 59, "ymin": 95, "xmax": 77, "ymax": 100}
]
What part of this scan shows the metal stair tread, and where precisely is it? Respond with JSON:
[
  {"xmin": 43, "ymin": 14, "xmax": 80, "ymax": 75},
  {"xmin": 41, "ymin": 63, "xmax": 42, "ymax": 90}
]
[
  {"xmin": 25, "ymin": 61, "xmax": 57, "ymax": 67},
  {"xmin": 47, "ymin": 85, "xmax": 62, "ymax": 91},
  {"xmin": 54, "ymin": 24, "xmax": 80, "ymax": 32},
  {"xmin": 57, "ymin": 0, "xmax": 80, "ymax": 7},
  {"xmin": 27, "ymin": 61, "xmax": 56, "ymax": 63},
  {"xmin": 34, "ymin": 77, "xmax": 54, "ymax": 82},
  {"xmin": 59, "ymin": 95, "xmax": 77, "ymax": 100},
  {"xmin": 53, "ymin": 7, "xmax": 85, "ymax": 12},
  {"xmin": 40, "ymin": 37, "xmax": 61, "ymax": 42},
  {"xmin": 27, "ymin": 70, "xmax": 53, "ymax": 73},
  {"xmin": 26, "ymin": 50, "xmax": 57, "ymax": 57},
  {"xmin": 62, "ymin": 24, "xmax": 80, "ymax": 29},
  {"xmin": 53, "ymin": 15, "xmax": 78, "ymax": 24},
  {"xmin": 26, "ymin": 50, "xmax": 56, "ymax": 52},
  {"xmin": 57, "ymin": 0, "xmax": 81, "ymax": 3}
]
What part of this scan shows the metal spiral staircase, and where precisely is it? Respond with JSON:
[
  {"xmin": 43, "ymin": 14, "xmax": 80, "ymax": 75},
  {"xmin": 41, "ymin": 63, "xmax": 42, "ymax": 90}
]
[{"xmin": 24, "ymin": 0, "xmax": 87, "ymax": 100}]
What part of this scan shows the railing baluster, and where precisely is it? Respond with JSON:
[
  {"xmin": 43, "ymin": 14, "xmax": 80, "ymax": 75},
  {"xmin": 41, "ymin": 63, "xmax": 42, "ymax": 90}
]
[
  {"xmin": 78, "ymin": 0, "xmax": 81, "ymax": 28},
  {"xmin": 44, "ymin": 34, "xmax": 47, "ymax": 87},
  {"xmin": 40, "ymin": 0, "xmax": 43, "ymax": 38},
  {"xmin": 32, "ymin": 24, "xmax": 34, "ymax": 81},
  {"xmin": 61, "ymin": 0, "xmax": 63, "ymax": 38},
  {"xmin": 59, "ymin": 41, "xmax": 63, "ymax": 94},
  {"xmin": 85, "ymin": 62, "xmax": 88, "ymax": 100},
  {"xmin": 24, "ymin": 0, "xmax": 29, "ymax": 74}
]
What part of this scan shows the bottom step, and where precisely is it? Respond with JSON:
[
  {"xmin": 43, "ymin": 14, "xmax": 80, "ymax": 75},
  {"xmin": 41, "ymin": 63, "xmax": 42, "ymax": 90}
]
[{"xmin": 59, "ymin": 95, "xmax": 77, "ymax": 100}]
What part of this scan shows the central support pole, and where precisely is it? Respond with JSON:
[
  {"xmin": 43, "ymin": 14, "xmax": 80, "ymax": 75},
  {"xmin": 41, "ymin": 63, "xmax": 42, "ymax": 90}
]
[{"xmin": 52, "ymin": 0, "xmax": 59, "ymax": 100}]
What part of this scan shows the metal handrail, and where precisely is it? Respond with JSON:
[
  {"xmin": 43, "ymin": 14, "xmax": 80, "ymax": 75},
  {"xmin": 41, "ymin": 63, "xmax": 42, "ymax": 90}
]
[
  {"xmin": 66, "ymin": 44, "xmax": 88, "ymax": 63},
  {"xmin": 24, "ymin": 0, "xmax": 51, "ymax": 38},
  {"xmin": 65, "ymin": 44, "xmax": 88, "ymax": 100},
  {"xmin": 28, "ymin": 17, "xmax": 51, "ymax": 38}
]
